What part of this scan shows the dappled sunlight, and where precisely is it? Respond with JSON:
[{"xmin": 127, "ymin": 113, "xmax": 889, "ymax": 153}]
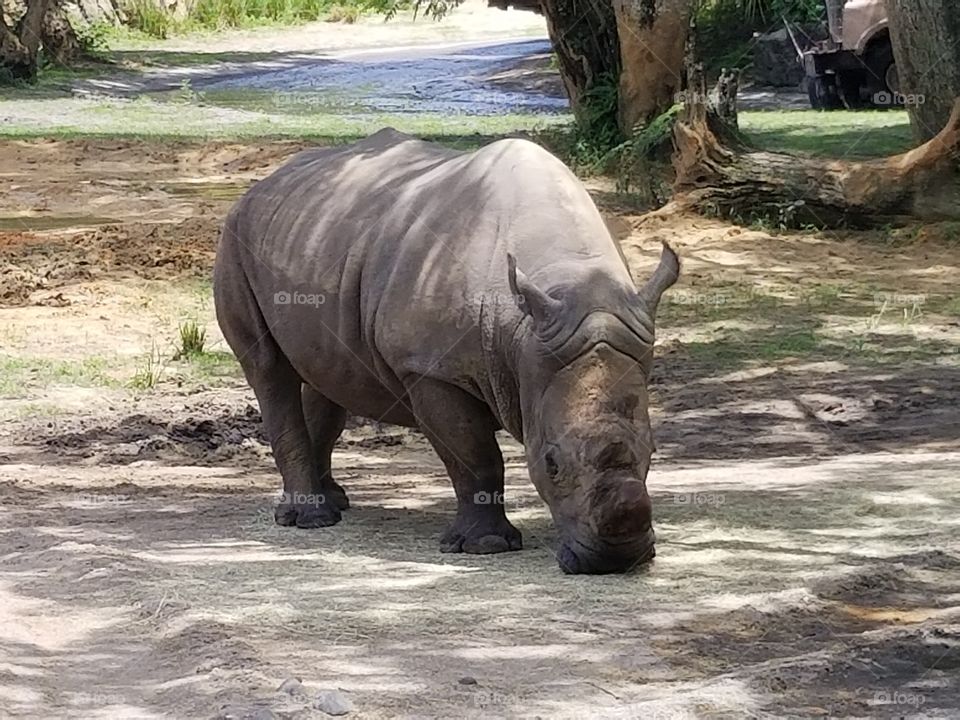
[
  {"xmin": 2, "ymin": 416, "xmax": 958, "ymax": 717},
  {"xmin": 0, "ymin": 582, "xmax": 131, "ymax": 651},
  {"xmin": 0, "ymin": 87, "xmax": 956, "ymax": 714}
]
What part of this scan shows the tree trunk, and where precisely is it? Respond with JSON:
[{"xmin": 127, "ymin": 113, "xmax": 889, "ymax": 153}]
[
  {"xmin": 669, "ymin": 60, "xmax": 960, "ymax": 228},
  {"xmin": 886, "ymin": 0, "xmax": 960, "ymax": 142},
  {"xmin": 612, "ymin": 0, "xmax": 693, "ymax": 133},
  {"xmin": 0, "ymin": 0, "xmax": 51, "ymax": 81},
  {"xmin": 540, "ymin": 0, "xmax": 621, "ymax": 137},
  {"xmin": 42, "ymin": 0, "xmax": 82, "ymax": 66}
]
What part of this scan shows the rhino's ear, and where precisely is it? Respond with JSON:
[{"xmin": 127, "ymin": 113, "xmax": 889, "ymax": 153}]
[
  {"xmin": 507, "ymin": 253, "xmax": 562, "ymax": 325},
  {"xmin": 638, "ymin": 241, "xmax": 680, "ymax": 315}
]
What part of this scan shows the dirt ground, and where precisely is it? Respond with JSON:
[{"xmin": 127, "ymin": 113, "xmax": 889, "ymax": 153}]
[{"xmin": 1, "ymin": 139, "xmax": 959, "ymax": 720}]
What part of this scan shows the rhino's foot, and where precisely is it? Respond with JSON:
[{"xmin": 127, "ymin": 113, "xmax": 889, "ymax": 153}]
[
  {"xmin": 274, "ymin": 498, "xmax": 341, "ymax": 528},
  {"xmin": 440, "ymin": 513, "xmax": 522, "ymax": 554},
  {"xmin": 325, "ymin": 480, "xmax": 350, "ymax": 511}
]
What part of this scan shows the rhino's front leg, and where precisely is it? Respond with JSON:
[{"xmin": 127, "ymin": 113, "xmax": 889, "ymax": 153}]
[{"xmin": 408, "ymin": 378, "xmax": 522, "ymax": 555}]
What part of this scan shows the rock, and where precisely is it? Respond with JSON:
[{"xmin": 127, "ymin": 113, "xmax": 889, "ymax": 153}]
[
  {"xmin": 78, "ymin": 567, "xmax": 112, "ymax": 581},
  {"xmin": 277, "ymin": 676, "xmax": 304, "ymax": 696},
  {"xmin": 111, "ymin": 442, "xmax": 141, "ymax": 457},
  {"xmin": 458, "ymin": 676, "xmax": 478, "ymax": 685},
  {"xmin": 752, "ymin": 24, "xmax": 827, "ymax": 88},
  {"xmin": 218, "ymin": 704, "xmax": 277, "ymax": 720},
  {"xmin": 313, "ymin": 690, "xmax": 353, "ymax": 716}
]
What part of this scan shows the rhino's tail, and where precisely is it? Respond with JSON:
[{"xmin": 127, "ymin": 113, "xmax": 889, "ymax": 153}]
[{"xmin": 213, "ymin": 209, "xmax": 283, "ymax": 378}]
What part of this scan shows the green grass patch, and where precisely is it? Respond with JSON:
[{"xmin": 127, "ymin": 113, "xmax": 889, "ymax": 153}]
[
  {"xmin": 0, "ymin": 95, "xmax": 562, "ymax": 142},
  {"xmin": 680, "ymin": 323, "xmax": 955, "ymax": 370},
  {"xmin": 183, "ymin": 350, "xmax": 242, "ymax": 381},
  {"xmin": 174, "ymin": 320, "xmax": 208, "ymax": 360},
  {"xmin": 682, "ymin": 326, "xmax": 822, "ymax": 368},
  {"xmin": 0, "ymin": 356, "xmax": 116, "ymax": 396},
  {"xmin": 665, "ymin": 276, "xmax": 959, "ymax": 373},
  {"xmin": 740, "ymin": 110, "xmax": 914, "ymax": 159},
  {"xmin": 165, "ymin": 348, "xmax": 242, "ymax": 388}
]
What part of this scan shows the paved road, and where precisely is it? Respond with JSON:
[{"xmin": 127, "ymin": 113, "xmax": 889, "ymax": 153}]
[{"xmin": 71, "ymin": 37, "xmax": 807, "ymax": 115}]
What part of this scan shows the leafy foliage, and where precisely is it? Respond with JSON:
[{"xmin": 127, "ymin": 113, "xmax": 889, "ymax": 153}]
[
  {"xmin": 698, "ymin": 0, "xmax": 825, "ymax": 24},
  {"xmin": 75, "ymin": 22, "xmax": 112, "ymax": 57},
  {"xmin": 696, "ymin": 0, "xmax": 825, "ymax": 76},
  {"xmin": 536, "ymin": 73, "xmax": 623, "ymax": 173},
  {"xmin": 381, "ymin": 0, "xmax": 462, "ymax": 20},
  {"xmin": 121, "ymin": 0, "xmax": 382, "ymax": 36}
]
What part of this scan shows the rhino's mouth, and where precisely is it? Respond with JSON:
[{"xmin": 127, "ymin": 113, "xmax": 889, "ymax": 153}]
[{"xmin": 557, "ymin": 530, "xmax": 656, "ymax": 575}]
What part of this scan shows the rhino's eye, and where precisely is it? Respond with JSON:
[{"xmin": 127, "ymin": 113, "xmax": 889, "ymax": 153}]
[{"xmin": 544, "ymin": 449, "xmax": 560, "ymax": 479}]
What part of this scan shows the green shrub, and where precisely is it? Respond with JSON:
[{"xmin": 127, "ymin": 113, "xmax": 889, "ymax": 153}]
[
  {"xmin": 121, "ymin": 0, "xmax": 373, "ymax": 37},
  {"xmin": 174, "ymin": 320, "xmax": 207, "ymax": 359},
  {"xmin": 542, "ymin": 73, "xmax": 622, "ymax": 173},
  {"xmin": 123, "ymin": 0, "xmax": 178, "ymax": 38},
  {"xmin": 699, "ymin": 0, "xmax": 824, "ymax": 24},
  {"xmin": 696, "ymin": 0, "xmax": 826, "ymax": 76},
  {"xmin": 325, "ymin": 3, "xmax": 362, "ymax": 22},
  {"xmin": 76, "ymin": 22, "xmax": 112, "ymax": 57}
]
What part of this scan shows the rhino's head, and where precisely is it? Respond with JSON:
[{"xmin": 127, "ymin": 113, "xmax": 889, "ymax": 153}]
[{"xmin": 509, "ymin": 243, "xmax": 679, "ymax": 575}]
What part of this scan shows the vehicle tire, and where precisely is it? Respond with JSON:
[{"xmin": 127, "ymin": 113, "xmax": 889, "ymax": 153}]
[
  {"xmin": 807, "ymin": 75, "xmax": 842, "ymax": 111},
  {"xmin": 837, "ymin": 70, "xmax": 867, "ymax": 109},
  {"xmin": 866, "ymin": 39, "xmax": 898, "ymax": 106},
  {"xmin": 885, "ymin": 62, "xmax": 900, "ymax": 95}
]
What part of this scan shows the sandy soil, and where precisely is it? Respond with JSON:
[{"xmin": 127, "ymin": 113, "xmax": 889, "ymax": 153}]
[{"xmin": 1, "ymin": 139, "xmax": 959, "ymax": 719}]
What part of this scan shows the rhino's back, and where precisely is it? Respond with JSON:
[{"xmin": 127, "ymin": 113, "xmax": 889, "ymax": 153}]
[
  {"xmin": 220, "ymin": 129, "xmax": 619, "ymax": 423},
  {"xmin": 231, "ymin": 128, "xmax": 602, "ymax": 284}
]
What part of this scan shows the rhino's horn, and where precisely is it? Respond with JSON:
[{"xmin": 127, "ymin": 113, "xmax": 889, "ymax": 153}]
[
  {"xmin": 638, "ymin": 241, "xmax": 680, "ymax": 315},
  {"xmin": 507, "ymin": 253, "xmax": 563, "ymax": 325}
]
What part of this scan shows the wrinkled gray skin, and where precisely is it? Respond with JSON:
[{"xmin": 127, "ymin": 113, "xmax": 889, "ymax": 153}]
[{"xmin": 214, "ymin": 129, "xmax": 679, "ymax": 574}]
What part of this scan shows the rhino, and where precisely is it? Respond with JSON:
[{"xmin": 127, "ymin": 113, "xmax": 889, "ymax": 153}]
[{"xmin": 214, "ymin": 129, "xmax": 679, "ymax": 574}]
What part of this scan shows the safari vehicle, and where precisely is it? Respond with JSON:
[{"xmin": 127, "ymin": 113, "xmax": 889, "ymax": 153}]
[{"xmin": 791, "ymin": 0, "xmax": 898, "ymax": 109}]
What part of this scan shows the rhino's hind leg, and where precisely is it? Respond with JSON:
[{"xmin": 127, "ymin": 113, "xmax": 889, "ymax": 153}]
[
  {"xmin": 302, "ymin": 385, "xmax": 350, "ymax": 511},
  {"xmin": 408, "ymin": 378, "xmax": 522, "ymax": 555},
  {"xmin": 253, "ymin": 363, "xmax": 341, "ymax": 529},
  {"xmin": 215, "ymin": 277, "xmax": 340, "ymax": 529}
]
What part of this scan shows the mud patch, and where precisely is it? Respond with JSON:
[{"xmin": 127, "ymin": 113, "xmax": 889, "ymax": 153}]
[
  {"xmin": 42, "ymin": 406, "xmax": 268, "ymax": 466},
  {"xmin": 660, "ymin": 596, "xmax": 960, "ymax": 718},
  {"xmin": 813, "ymin": 562, "xmax": 960, "ymax": 613},
  {"xmin": 0, "ymin": 217, "xmax": 221, "ymax": 306},
  {"xmin": 33, "ymin": 406, "xmax": 416, "ymax": 467},
  {"xmin": 0, "ymin": 138, "xmax": 310, "ymax": 307}
]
